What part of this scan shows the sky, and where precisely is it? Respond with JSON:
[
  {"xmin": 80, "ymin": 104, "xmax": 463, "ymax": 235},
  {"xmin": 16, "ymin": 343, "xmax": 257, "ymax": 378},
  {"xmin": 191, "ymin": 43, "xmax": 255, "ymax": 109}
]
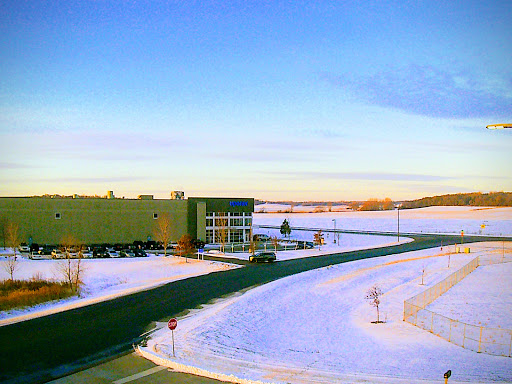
[{"xmin": 1, "ymin": 0, "xmax": 511, "ymax": 201}]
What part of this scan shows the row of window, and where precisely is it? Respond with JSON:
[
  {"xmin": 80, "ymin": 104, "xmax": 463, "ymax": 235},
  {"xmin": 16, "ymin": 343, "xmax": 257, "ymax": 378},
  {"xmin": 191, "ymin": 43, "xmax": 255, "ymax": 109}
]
[
  {"xmin": 206, "ymin": 229, "xmax": 248, "ymax": 244},
  {"xmin": 206, "ymin": 212, "xmax": 252, "ymax": 217},
  {"xmin": 206, "ymin": 218, "xmax": 252, "ymax": 227}
]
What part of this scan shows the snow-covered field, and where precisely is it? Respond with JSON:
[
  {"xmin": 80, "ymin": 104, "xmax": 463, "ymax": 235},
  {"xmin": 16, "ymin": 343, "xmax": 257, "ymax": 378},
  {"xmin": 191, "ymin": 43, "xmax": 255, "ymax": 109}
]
[
  {"xmin": 141, "ymin": 242, "xmax": 512, "ymax": 384},
  {"xmin": 253, "ymin": 206, "xmax": 512, "ymax": 237},
  {"xmin": 0, "ymin": 254, "xmax": 238, "ymax": 326}
]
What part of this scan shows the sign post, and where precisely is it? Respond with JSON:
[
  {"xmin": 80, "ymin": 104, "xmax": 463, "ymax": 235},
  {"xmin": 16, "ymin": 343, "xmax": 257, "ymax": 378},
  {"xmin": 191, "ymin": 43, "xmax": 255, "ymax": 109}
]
[
  {"xmin": 168, "ymin": 318, "xmax": 178, "ymax": 357},
  {"xmin": 461, "ymin": 230, "xmax": 464, "ymax": 244},
  {"xmin": 444, "ymin": 370, "xmax": 452, "ymax": 384}
]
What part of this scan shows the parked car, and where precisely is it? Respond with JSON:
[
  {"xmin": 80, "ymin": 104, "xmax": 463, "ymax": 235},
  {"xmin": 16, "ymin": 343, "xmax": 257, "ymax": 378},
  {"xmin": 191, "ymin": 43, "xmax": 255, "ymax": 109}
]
[
  {"xmin": 93, "ymin": 248, "xmax": 109, "ymax": 258},
  {"xmin": 253, "ymin": 234, "xmax": 271, "ymax": 242},
  {"xmin": 30, "ymin": 243, "xmax": 40, "ymax": 254},
  {"xmin": 120, "ymin": 249, "xmax": 135, "ymax": 258},
  {"xmin": 133, "ymin": 249, "xmax": 147, "ymax": 257},
  {"xmin": 249, "ymin": 251, "xmax": 276, "ymax": 263},
  {"xmin": 51, "ymin": 249, "xmax": 65, "ymax": 259},
  {"xmin": 19, "ymin": 245, "xmax": 30, "ymax": 253},
  {"xmin": 107, "ymin": 249, "xmax": 120, "ymax": 258},
  {"xmin": 78, "ymin": 250, "xmax": 93, "ymax": 258},
  {"xmin": 30, "ymin": 252, "xmax": 46, "ymax": 260},
  {"xmin": 297, "ymin": 241, "xmax": 315, "ymax": 249},
  {"xmin": 38, "ymin": 247, "xmax": 53, "ymax": 256}
]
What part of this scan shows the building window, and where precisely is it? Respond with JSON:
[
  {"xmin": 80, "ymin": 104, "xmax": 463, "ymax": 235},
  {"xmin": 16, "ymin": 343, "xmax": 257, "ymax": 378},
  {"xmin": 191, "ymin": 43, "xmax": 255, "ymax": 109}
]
[
  {"xmin": 206, "ymin": 218, "xmax": 214, "ymax": 227},
  {"xmin": 231, "ymin": 218, "xmax": 244, "ymax": 226},
  {"xmin": 55, "ymin": 212, "xmax": 61, "ymax": 219},
  {"xmin": 153, "ymin": 213, "xmax": 158, "ymax": 219},
  {"xmin": 245, "ymin": 217, "xmax": 252, "ymax": 226},
  {"xmin": 215, "ymin": 216, "xmax": 228, "ymax": 227},
  {"xmin": 206, "ymin": 229, "xmax": 214, "ymax": 243},
  {"xmin": 230, "ymin": 229, "xmax": 244, "ymax": 243}
]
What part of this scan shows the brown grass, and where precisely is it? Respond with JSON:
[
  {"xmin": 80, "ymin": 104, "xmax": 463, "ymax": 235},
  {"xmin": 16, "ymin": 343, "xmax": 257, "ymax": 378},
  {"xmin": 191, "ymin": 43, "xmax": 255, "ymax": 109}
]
[{"xmin": 0, "ymin": 278, "xmax": 76, "ymax": 311}]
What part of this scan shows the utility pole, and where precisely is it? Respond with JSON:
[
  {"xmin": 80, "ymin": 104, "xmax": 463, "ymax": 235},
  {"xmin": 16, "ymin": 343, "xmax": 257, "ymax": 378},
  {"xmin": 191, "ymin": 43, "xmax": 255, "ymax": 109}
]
[{"xmin": 397, "ymin": 205, "xmax": 400, "ymax": 242}]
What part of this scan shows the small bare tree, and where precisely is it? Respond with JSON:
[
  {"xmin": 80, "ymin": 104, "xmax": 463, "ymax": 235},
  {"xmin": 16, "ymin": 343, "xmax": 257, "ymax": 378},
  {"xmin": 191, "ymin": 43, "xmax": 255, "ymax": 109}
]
[
  {"xmin": 314, "ymin": 230, "xmax": 324, "ymax": 250},
  {"xmin": 270, "ymin": 236, "xmax": 279, "ymax": 252},
  {"xmin": 365, "ymin": 285, "xmax": 384, "ymax": 323},
  {"xmin": 57, "ymin": 235, "xmax": 86, "ymax": 293},
  {"xmin": 215, "ymin": 213, "xmax": 229, "ymax": 253},
  {"xmin": 420, "ymin": 264, "xmax": 426, "ymax": 285},
  {"xmin": 177, "ymin": 234, "xmax": 194, "ymax": 262},
  {"xmin": 154, "ymin": 213, "xmax": 173, "ymax": 257},
  {"xmin": 248, "ymin": 226, "xmax": 256, "ymax": 255},
  {"xmin": 3, "ymin": 221, "xmax": 21, "ymax": 280}
]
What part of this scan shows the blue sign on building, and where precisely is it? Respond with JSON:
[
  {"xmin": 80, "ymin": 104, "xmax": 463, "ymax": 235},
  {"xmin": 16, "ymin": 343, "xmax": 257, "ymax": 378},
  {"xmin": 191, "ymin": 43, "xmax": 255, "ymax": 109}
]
[{"xmin": 229, "ymin": 201, "xmax": 248, "ymax": 207}]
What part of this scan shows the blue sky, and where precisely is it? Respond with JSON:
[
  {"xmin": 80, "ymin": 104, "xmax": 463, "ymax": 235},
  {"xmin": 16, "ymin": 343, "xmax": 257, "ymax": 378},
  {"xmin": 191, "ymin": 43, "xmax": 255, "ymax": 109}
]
[{"xmin": 1, "ymin": 0, "xmax": 511, "ymax": 201}]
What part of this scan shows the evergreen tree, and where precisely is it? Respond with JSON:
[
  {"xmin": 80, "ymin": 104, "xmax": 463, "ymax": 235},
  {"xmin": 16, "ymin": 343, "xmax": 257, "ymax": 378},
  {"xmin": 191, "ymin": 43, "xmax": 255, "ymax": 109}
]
[{"xmin": 280, "ymin": 219, "xmax": 291, "ymax": 239}]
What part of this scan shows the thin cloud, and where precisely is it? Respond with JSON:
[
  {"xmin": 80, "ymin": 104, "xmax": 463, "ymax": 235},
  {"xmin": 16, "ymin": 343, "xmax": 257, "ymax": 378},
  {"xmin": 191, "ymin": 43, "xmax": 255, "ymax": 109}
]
[
  {"xmin": 36, "ymin": 176, "xmax": 150, "ymax": 184},
  {"xmin": 322, "ymin": 65, "xmax": 512, "ymax": 119},
  {"xmin": 295, "ymin": 128, "xmax": 346, "ymax": 139},
  {"xmin": 270, "ymin": 171, "xmax": 455, "ymax": 182},
  {"xmin": 0, "ymin": 162, "xmax": 35, "ymax": 169}
]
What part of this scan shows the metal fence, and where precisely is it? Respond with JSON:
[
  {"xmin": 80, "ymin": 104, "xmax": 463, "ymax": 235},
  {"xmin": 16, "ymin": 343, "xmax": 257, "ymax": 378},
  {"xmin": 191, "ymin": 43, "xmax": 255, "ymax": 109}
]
[{"xmin": 404, "ymin": 253, "xmax": 512, "ymax": 357}]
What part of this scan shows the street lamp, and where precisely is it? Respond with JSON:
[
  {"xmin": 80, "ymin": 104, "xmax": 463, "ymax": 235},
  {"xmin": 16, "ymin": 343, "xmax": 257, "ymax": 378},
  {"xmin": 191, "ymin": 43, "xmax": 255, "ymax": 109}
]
[
  {"xmin": 486, "ymin": 123, "xmax": 512, "ymax": 129},
  {"xmin": 332, "ymin": 219, "xmax": 336, "ymax": 244}
]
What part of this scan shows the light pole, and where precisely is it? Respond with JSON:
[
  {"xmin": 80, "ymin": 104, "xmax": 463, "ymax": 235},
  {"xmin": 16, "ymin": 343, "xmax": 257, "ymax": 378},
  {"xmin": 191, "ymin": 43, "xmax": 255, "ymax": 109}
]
[
  {"xmin": 397, "ymin": 205, "xmax": 400, "ymax": 242},
  {"xmin": 332, "ymin": 219, "xmax": 336, "ymax": 244}
]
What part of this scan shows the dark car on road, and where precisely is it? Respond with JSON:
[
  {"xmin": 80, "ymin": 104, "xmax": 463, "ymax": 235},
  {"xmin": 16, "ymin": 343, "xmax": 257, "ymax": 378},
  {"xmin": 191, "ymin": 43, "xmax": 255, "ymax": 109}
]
[{"xmin": 249, "ymin": 251, "xmax": 276, "ymax": 263}]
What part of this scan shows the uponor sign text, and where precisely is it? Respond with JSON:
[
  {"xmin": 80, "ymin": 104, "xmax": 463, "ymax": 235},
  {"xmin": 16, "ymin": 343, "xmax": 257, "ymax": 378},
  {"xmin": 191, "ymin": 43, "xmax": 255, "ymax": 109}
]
[{"xmin": 229, "ymin": 201, "xmax": 249, "ymax": 207}]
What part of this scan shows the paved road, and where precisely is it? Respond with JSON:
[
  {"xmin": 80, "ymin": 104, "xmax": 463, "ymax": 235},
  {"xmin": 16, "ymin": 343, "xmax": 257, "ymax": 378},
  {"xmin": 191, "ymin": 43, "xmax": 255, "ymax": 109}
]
[{"xmin": 0, "ymin": 234, "xmax": 507, "ymax": 384}]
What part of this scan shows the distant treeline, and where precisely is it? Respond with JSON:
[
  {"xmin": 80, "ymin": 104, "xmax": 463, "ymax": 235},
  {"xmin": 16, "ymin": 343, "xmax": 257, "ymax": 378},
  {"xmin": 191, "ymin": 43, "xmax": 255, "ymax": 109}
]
[
  {"xmin": 353, "ymin": 198, "xmax": 394, "ymax": 211},
  {"xmin": 401, "ymin": 192, "xmax": 512, "ymax": 209}
]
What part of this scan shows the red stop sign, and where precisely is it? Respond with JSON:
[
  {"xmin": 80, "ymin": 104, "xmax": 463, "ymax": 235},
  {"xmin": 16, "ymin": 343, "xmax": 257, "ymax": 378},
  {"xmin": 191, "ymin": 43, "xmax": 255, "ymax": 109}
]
[{"xmin": 168, "ymin": 318, "xmax": 177, "ymax": 330}]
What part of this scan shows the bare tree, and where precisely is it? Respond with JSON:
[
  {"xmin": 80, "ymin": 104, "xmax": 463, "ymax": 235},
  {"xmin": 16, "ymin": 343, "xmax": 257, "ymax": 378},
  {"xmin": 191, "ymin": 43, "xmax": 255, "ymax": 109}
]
[
  {"xmin": 248, "ymin": 226, "xmax": 256, "ymax": 255},
  {"xmin": 3, "ymin": 221, "xmax": 21, "ymax": 280},
  {"xmin": 314, "ymin": 230, "xmax": 324, "ymax": 250},
  {"xmin": 215, "ymin": 213, "xmax": 229, "ymax": 253},
  {"xmin": 270, "ymin": 236, "xmax": 279, "ymax": 252},
  {"xmin": 56, "ymin": 234, "xmax": 86, "ymax": 293},
  {"xmin": 420, "ymin": 264, "xmax": 426, "ymax": 285},
  {"xmin": 177, "ymin": 234, "xmax": 194, "ymax": 262},
  {"xmin": 365, "ymin": 285, "xmax": 384, "ymax": 323},
  {"xmin": 154, "ymin": 213, "xmax": 173, "ymax": 257}
]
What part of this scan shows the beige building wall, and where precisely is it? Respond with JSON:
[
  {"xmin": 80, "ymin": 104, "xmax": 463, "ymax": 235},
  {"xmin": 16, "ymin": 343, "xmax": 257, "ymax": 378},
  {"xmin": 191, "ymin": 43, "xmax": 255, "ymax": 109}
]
[{"xmin": 0, "ymin": 197, "xmax": 189, "ymax": 246}]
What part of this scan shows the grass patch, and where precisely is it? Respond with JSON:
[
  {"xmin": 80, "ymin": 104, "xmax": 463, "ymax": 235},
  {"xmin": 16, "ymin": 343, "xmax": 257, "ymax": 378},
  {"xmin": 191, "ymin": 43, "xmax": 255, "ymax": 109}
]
[{"xmin": 0, "ymin": 278, "xmax": 76, "ymax": 311}]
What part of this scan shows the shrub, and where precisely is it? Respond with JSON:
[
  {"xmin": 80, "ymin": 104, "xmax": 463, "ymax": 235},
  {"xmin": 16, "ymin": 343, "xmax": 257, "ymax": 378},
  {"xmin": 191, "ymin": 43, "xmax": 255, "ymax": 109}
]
[{"xmin": 0, "ymin": 278, "xmax": 76, "ymax": 311}]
